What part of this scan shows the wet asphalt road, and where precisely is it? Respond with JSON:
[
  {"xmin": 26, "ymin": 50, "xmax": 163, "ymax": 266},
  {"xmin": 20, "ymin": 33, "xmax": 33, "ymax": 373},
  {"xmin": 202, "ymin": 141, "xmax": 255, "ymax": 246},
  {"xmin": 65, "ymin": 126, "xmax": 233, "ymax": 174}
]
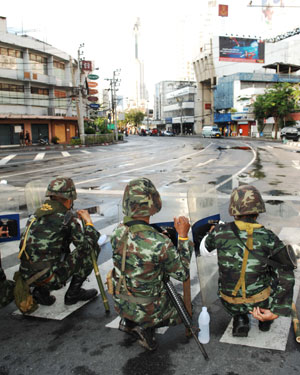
[{"xmin": 0, "ymin": 135, "xmax": 300, "ymax": 375}]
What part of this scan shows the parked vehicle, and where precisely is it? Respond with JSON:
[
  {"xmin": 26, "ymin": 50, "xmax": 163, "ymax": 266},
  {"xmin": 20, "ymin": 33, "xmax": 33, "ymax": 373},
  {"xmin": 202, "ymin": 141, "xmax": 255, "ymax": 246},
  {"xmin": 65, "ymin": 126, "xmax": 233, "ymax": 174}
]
[
  {"xmin": 280, "ymin": 125, "xmax": 300, "ymax": 141},
  {"xmin": 38, "ymin": 135, "xmax": 49, "ymax": 145},
  {"xmin": 201, "ymin": 125, "xmax": 222, "ymax": 138},
  {"xmin": 163, "ymin": 130, "xmax": 175, "ymax": 137},
  {"xmin": 150, "ymin": 128, "xmax": 158, "ymax": 136}
]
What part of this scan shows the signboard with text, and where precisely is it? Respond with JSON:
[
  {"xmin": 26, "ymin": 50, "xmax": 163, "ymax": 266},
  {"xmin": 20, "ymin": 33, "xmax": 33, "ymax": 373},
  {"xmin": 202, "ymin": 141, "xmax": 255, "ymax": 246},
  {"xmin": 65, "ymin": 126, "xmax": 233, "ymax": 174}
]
[
  {"xmin": 82, "ymin": 61, "xmax": 93, "ymax": 71},
  {"xmin": 219, "ymin": 36, "xmax": 265, "ymax": 63}
]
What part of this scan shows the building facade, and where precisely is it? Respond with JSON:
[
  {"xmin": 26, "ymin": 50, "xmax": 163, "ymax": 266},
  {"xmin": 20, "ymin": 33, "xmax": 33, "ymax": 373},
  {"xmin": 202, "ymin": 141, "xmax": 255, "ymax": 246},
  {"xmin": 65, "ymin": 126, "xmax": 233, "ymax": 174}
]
[
  {"xmin": 0, "ymin": 16, "xmax": 82, "ymax": 145},
  {"xmin": 193, "ymin": 34, "xmax": 300, "ymax": 136},
  {"xmin": 153, "ymin": 80, "xmax": 196, "ymax": 133}
]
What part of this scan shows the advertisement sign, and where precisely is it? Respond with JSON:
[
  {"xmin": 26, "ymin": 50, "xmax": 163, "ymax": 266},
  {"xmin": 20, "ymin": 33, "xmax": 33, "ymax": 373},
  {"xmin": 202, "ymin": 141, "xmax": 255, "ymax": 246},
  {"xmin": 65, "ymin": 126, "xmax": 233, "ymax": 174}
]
[
  {"xmin": 88, "ymin": 81, "xmax": 98, "ymax": 88},
  {"xmin": 82, "ymin": 61, "xmax": 93, "ymax": 71},
  {"xmin": 219, "ymin": 36, "xmax": 265, "ymax": 63},
  {"xmin": 88, "ymin": 74, "xmax": 99, "ymax": 80},
  {"xmin": 87, "ymin": 96, "xmax": 98, "ymax": 102},
  {"xmin": 89, "ymin": 103, "xmax": 100, "ymax": 109},
  {"xmin": 89, "ymin": 89, "xmax": 98, "ymax": 95}
]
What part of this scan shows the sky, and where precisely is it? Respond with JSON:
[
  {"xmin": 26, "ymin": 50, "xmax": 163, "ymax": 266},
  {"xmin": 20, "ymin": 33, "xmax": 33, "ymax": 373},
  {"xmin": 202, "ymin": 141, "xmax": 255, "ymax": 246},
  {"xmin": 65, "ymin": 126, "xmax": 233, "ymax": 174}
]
[{"xmin": 1, "ymin": 0, "xmax": 300, "ymax": 104}]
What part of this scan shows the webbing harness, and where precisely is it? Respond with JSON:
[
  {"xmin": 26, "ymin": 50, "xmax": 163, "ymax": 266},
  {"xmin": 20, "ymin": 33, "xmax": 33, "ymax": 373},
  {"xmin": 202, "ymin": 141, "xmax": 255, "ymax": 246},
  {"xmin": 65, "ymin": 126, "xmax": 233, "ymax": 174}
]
[
  {"xmin": 18, "ymin": 217, "xmax": 36, "ymax": 261},
  {"xmin": 115, "ymin": 220, "xmax": 158, "ymax": 304},
  {"xmin": 231, "ymin": 220, "xmax": 263, "ymax": 299}
]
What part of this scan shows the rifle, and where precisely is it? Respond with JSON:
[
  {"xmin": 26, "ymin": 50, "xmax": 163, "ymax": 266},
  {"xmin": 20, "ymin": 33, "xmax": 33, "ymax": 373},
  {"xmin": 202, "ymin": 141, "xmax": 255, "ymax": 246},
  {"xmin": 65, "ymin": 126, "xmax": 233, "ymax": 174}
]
[
  {"xmin": 91, "ymin": 248, "xmax": 110, "ymax": 313},
  {"xmin": 164, "ymin": 277, "xmax": 209, "ymax": 360}
]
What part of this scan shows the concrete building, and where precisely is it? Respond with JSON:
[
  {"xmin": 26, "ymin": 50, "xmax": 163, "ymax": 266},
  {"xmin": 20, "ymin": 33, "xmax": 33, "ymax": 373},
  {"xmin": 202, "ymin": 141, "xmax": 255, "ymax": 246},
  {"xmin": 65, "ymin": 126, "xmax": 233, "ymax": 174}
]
[
  {"xmin": 0, "ymin": 16, "xmax": 82, "ymax": 146},
  {"xmin": 193, "ymin": 34, "xmax": 300, "ymax": 136},
  {"xmin": 153, "ymin": 80, "xmax": 196, "ymax": 132}
]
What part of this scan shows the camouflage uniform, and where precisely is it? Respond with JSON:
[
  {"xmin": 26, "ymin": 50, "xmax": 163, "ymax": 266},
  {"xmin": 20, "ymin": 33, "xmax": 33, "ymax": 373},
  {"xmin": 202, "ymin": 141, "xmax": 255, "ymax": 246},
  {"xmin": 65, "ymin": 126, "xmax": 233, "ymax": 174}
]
[
  {"xmin": 203, "ymin": 185, "xmax": 295, "ymax": 317},
  {"xmin": 19, "ymin": 177, "xmax": 100, "ymax": 291},
  {"xmin": 0, "ymin": 263, "xmax": 15, "ymax": 308},
  {"xmin": 111, "ymin": 177, "xmax": 193, "ymax": 328}
]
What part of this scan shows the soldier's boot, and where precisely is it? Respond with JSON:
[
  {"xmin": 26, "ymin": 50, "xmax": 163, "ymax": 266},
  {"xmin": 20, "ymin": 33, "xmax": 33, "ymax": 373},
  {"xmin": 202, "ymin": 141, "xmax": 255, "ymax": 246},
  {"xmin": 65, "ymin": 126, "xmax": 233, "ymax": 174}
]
[
  {"xmin": 259, "ymin": 320, "xmax": 273, "ymax": 332},
  {"xmin": 32, "ymin": 286, "xmax": 56, "ymax": 306},
  {"xmin": 64, "ymin": 275, "xmax": 97, "ymax": 305},
  {"xmin": 232, "ymin": 314, "xmax": 250, "ymax": 337},
  {"xmin": 119, "ymin": 318, "xmax": 137, "ymax": 335},
  {"xmin": 131, "ymin": 326, "xmax": 158, "ymax": 351}
]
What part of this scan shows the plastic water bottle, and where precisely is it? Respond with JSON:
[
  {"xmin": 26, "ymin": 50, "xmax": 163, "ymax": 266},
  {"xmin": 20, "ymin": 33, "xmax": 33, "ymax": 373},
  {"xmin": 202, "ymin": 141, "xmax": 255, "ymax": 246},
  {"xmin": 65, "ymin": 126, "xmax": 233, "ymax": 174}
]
[{"xmin": 198, "ymin": 306, "xmax": 210, "ymax": 344}]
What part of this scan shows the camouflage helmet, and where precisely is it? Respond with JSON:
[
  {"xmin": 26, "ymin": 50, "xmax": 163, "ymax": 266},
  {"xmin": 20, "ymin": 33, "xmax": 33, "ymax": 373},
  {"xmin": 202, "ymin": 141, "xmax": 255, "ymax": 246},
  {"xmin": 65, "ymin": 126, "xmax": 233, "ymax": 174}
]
[
  {"xmin": 122, "ymin": 177, "xmax": 162, "ymax": 217},
  {"xmin": 229, "ymin": 185, "xmax": 265, "ymax": 216},
  {"xmin": 45, "ymin": 177, "xmax": 77, "ymax": 200}
]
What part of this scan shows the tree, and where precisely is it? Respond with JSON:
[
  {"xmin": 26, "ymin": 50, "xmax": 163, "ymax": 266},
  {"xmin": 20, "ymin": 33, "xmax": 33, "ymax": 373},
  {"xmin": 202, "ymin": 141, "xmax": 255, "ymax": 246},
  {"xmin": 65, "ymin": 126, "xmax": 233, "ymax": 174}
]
[
  {"xmin": 125, "ymin": 109, "xmax": 145, "ymax": 128},
  {"xmin": 252, "ymin": 83, "xmax": 297, "ymax": 139}
]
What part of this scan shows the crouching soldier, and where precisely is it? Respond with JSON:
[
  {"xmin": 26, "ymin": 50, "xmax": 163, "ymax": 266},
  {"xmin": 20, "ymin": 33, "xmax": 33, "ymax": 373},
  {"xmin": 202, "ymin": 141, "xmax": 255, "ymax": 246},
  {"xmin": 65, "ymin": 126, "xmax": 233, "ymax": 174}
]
[
  {"xmin": 200, "ymin": 185, "xmax": 296, "ymax": 337},
  {"xmin": 17, "ymin": 177, "xmax": 100, "ymax": 309},
  {"xmin": 110, "ymin": 177, "xmax": 193, "ymax": 351}
]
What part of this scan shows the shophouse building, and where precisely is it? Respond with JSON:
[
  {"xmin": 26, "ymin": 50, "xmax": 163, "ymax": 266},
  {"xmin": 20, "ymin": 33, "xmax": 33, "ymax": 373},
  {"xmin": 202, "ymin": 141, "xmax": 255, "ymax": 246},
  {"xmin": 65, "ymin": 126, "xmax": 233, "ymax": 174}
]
[{"xmin": 0, "ymin": 16, "xmax": 82, "ymax": 146}]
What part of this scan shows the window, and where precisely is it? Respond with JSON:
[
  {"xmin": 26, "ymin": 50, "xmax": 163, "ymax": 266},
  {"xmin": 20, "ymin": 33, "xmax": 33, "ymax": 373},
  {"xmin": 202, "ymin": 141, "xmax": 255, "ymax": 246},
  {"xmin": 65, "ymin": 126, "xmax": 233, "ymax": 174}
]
[
  {"xmin": 0, "ymin": 83, "xmax": 24, "ymax": 92},
  {"xmin": 0, "ymin": 47, "xmax": 22, "ymax": 58},
  {"xmin": 54, "ymin": 60, "xmax": 65, "ymax": 70},
  {"xmin": 31, "ymin": 87, "xmax": 49, "ymax": 95},
  {"xmin": 30, "ymin": 53, "xmax": 47, "ymax": 64}
]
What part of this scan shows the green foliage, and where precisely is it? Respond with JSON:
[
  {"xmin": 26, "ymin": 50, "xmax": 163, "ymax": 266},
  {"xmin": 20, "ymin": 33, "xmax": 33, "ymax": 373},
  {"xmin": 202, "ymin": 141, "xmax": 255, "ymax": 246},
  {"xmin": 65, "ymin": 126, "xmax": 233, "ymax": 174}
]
[
  {"xmin": 70, "ymin": 138, "xmax": 81, "ymax": 146},
  {"xmin": 85, "ymin": 126, "xmax": 96, "ymax": 134},
  {"xmin": 51, "ymin": 136, "xmax": 59, "ymax": 144},
  {"xmin": 253, "ymin": 83, "xmax": 298, "ymax": 137},
  {"xmin": 125, "ymin": 109, "xmax": 145, "ymax": 127},
  {"xmin": 85, "ymin": 133, "xmax": 114, "ymax": 145}
]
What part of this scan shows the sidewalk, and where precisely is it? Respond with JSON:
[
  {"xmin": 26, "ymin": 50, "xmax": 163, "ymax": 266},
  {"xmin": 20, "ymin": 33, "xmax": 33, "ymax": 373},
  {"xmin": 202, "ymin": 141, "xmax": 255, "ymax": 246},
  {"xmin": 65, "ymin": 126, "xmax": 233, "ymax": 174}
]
[{"xmin": 0, "ymin": 140, "xmax": 124, "ymax": 154}]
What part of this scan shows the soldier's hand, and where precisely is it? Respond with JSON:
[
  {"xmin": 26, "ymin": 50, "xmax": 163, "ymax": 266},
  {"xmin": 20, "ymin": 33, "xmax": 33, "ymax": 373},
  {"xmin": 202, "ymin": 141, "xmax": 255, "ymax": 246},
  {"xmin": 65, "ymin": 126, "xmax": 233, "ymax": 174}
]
[
  {"xmin": 174, "ymin": 216, "xmax": 190, "ymax": 238},
  {"xmin": 77, "ymin": 209, "xmax": 92, "ymax": 224},
  {"xmin": 250, "ymin": 307, "xmax": 279, "ymax": 322}
]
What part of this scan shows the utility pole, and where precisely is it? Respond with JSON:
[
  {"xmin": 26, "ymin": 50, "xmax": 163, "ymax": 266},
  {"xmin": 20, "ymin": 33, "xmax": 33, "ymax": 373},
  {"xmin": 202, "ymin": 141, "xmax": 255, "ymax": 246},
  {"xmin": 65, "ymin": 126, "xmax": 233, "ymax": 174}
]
[
  {"xmin": 105, "ymin": 69, "xmax": 121, "ymax": 142},
  {"xmin": 77, "ymin": 43, "xmax": 85, "ymax": 144}
]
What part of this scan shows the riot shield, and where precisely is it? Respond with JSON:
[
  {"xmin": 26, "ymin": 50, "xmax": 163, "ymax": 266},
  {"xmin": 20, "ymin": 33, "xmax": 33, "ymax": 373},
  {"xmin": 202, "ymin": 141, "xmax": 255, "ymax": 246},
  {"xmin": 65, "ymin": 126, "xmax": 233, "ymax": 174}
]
[
  {"xmin": 24, "ymin": 180, "xmax": 47, "ymax": 215},
  {"xmin": 188, "ymin": 185, "xmax": 220, "ymax": 308}
]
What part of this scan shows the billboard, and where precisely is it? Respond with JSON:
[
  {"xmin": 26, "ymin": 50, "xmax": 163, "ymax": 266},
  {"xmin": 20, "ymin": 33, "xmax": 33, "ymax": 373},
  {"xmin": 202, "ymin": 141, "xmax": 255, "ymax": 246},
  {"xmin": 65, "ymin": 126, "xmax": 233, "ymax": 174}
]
[{"xmin": 219, "ymin": 36, "xmax": 265, "ymax": 63}]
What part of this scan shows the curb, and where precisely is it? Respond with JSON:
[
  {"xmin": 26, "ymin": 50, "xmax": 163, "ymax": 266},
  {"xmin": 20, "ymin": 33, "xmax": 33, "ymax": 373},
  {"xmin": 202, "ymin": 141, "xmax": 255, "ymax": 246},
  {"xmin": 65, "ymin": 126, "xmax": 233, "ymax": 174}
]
[{"xmin": 286, "ymin": 141, "xmax": 300, "ymax": 148}]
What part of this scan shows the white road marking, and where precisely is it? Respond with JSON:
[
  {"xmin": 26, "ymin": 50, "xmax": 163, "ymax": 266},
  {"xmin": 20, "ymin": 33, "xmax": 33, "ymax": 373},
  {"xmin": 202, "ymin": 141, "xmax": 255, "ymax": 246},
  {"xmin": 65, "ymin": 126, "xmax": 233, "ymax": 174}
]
[
  {"xmin": 62, "ymin": 151, "xmax": 70, "ymax": 157},
  {"xmin": 0, "ymin": 154, "xmax": 17, "ymax": 165},
  {"xmin": 196, "ymin": 158, "xmax": 216, "ymax": 167},
  {"xmin": 292, "ymin": 160, "xmax": 300, "ymax": 169},
  {"xmin": 80, "ymin": 150, "xmax": 91, "ymax": 154},
  {"xmin": 76, "ymin": 144, "xmax": 214, "ymax": 185},
  {"xmin": 214, "ymin": 143, "xmax": 256, "ymax": 190},
  {"xmin": 34, "ymin": 152, "xmax": 45, "ymax": 161}
]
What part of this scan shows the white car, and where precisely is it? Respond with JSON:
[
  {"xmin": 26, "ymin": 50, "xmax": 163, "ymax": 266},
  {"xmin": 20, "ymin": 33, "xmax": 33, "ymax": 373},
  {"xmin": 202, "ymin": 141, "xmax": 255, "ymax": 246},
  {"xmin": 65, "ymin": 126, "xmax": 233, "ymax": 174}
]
[{"xmin": 163, "ymin": 130, "xmax": 175, "ymax": 136}]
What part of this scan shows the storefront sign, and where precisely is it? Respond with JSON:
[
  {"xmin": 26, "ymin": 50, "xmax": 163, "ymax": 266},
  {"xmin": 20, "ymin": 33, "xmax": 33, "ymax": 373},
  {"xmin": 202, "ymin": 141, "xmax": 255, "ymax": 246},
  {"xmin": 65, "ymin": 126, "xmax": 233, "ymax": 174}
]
[
  {"xmin": 88, "ymin": 74, "xmax": 99, "ymax": 80},
  {"xmin": 87, "ymin": 96, "xmax": 98, "ymax": 102},
  {"xmin": 89, "ymin": 89, "xmax": 98, "ymax": 95},
  {"xmin": 88, "ymin": 81, "xmax": 98, "ymax": 88},
  {"xmin": 89, "ymin": 103, "xmax": 100, "ymax": 109}
]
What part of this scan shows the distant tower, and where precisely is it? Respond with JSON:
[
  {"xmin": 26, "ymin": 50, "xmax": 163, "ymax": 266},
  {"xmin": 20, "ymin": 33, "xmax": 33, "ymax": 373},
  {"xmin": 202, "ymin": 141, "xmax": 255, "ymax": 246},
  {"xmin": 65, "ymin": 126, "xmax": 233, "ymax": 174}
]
[{"xmin": 132, "ymin": 17, "xmax": 147, "ymax": 110}]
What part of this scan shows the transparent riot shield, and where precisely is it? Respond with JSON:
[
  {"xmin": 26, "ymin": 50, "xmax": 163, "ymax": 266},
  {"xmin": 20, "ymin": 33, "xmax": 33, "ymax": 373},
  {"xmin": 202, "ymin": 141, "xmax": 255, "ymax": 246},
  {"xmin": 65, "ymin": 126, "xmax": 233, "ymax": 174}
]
[
  {"xmin": 24, "ymin": 180, "xmax": 47, "ymax": 215},
  {"xmin": 188, "ymin": 185, "xmax": 220, "ymax": 308},
  {"xmin": 0, "ymin": 181, "xmax": 21, "ymax": 242}
]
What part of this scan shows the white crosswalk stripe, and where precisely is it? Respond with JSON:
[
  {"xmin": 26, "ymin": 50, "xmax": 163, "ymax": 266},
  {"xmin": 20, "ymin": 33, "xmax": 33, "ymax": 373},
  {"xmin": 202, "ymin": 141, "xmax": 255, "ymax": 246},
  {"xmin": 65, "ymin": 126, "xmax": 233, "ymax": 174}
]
[
  {"xmin": 34, "ymin": 152, "xmax": 45, "ymax": 161},
  {"xmin": 0, "ymin": 154, "xmax": 17, "ymax": 165},
  {"xmin": 80, "ymin": 150, "xmax": 91, "ymax": 154},
  {"xmin": 61, "ymin": 151, "xmax": 70, "ymax": 157}
]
